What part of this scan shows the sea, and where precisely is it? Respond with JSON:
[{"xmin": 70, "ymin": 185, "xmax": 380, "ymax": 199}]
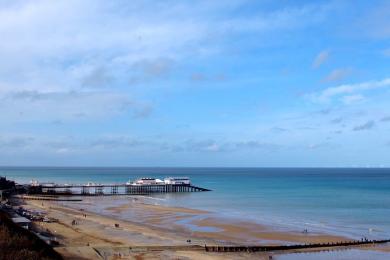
[{"xmin": 2, "ymin": 167, "xmax": 390, "ymax": 241}]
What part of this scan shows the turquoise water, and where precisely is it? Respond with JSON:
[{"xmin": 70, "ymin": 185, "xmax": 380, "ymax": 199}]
[{"xmin": 2, "ymin": 167, "xmax": 390, "ymax": 240}]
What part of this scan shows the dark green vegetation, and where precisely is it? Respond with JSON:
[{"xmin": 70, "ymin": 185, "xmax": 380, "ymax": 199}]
[
  {"xmin": 0, "ymin": 176, "xmax": 15, "ymax": 190},
  {"xmin": 0, "ymin": 210, "xmax": 62, "ymax": 260},
  {"xmin": 0, "ymin": 176, "xmax": 15, "ymax": 201}
]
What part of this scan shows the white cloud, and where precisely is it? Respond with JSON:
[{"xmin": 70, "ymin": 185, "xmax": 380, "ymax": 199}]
[
  {"xmin": 0, "ymin": 0, "xmax": 334, "ymax": 123},
  {"xmin": 0, "ymin": 0, "xmax": 331, "ymax": 67},
  {"xmin": 0, "ymin": 0, "xmax": 211, "ymax": 123},
  {"xmin": 308, "ymin": 78, "xmax": 390, "ymax": 104},
  {"xmin": 217, "ymin": 3, "xmax": 332, "ymax": 34},
  {"xmin": 0, "ymin": 135, "xmax": 35, "ymax": 149},
  {"xmin": 353, "ymin": 121, "xmax": 375, "ymax": 131},
  {"xmin": 322, "ymin": 68, "xmax": 352, "ymax": 82},
  {"xmin": 312, "ymin": 50, "xmax": 330, "ymax": 69},
  {"xmin": 383, "ymin": 48, "xmax": 390, "ymax": 57},
  {"xmin": 358, "ymin": 2, "xmax": 390, "ymax": 39},
  {"xmin": 0, "ymin": 90, "xmax": 149, "ymax": 122},
  {"xmin": 0, "ymin": 133, "xmax": 284, "ymax": 158},
  {"xmin": 341, "ymin": 94, "xmax": 365, "ymax": 105}
]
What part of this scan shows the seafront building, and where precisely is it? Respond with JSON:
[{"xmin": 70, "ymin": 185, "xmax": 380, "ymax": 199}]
[
  {"xmin": 164, "ymin": 177, "xmax": 191, "ymax": 185},
  {"xmin": 127, "ymin": 177, "xmax": 191, "ymax": 185}
]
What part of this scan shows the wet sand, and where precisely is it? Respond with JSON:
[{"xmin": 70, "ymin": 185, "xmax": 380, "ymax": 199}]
[
  {"xmin": 89, "ymin": 197, "xmax": 348, "ymax": 244},
  {"xmin": 18, "ymin": 197, "xmax": 390, "ymax": 259}
]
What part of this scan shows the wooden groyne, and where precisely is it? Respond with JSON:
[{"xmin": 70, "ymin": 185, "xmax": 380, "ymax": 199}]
[
  {"xmin": 28, "ymin": 184, "xmax": 210, "ymax": 196},
  {"xmin": 78, "ymin": 239, "xmax": 390, "ymax": 258},
  {"xmin": 204, "ymin": 239, "xmax": 390, "ymax": 252}
]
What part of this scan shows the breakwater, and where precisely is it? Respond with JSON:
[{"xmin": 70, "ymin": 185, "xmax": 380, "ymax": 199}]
[{"xmin": 204, "ymin": 239, "xmax": 390, "ymax": 252}]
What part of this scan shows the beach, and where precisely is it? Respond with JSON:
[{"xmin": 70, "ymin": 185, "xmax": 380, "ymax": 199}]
[
  {"xmin": 7, "ymin": 167, "xmax": 390, "ymax": 241},
  {"xmin": 16, "ymin": 195, "xmax": 388, "ymax": 260},
  {"xmin": 5, "ymin": 167, "xmax": 390, "ymax": 259}
]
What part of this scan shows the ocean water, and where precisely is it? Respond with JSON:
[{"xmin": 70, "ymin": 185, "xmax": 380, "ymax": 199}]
[{"xmin": 2, "ymin": 167, "xmax": 390, "ymax": 240}]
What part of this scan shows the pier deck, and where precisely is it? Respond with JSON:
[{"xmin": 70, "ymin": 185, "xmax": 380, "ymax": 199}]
[{"xmin": 28, "ymin": 183, "xmax": 210, "ymax": 196}]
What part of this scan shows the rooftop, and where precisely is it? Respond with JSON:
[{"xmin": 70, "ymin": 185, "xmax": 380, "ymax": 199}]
[{"xmin": 12, "ymin": 216, "xmax": 31, "ymax": 224}]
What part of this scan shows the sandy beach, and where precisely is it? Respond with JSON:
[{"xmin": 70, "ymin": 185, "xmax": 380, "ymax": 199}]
[{"xmin": 14, "ymin": 195, "xmax": 385, "ymax": 260}]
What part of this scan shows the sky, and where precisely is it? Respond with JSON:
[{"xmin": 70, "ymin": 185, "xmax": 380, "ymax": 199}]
[{"xmin": 0, "ymin": 0, "xmax": 390, "ymax": 167}]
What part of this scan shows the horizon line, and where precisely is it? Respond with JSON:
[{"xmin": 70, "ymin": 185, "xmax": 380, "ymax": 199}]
[{"xmin": 0, "ymin": 165, "xmax": 389, "ymax": 169}]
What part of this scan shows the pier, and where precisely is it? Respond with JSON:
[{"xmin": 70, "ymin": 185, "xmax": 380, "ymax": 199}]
[{"xmin": 27, "ymin": 183, "xmax": 210, "ymax": 196}]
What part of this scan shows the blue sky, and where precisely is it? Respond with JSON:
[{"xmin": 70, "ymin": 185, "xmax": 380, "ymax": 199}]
[{"xmin": 0, "ymin": 0, "xmax": 390, "ymax": 167}]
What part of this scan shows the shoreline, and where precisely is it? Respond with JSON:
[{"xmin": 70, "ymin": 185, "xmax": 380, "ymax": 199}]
[
  {"xmin": 60, "ymin": 195, "xmax": 371, "ymax": 243},
  {"xmin": 60, "ymin": 196, "xmax": 350, "ymax": 243},
  {"xmin": 14, "ymin": 195, "xmax": 390, "ymax": 259}
]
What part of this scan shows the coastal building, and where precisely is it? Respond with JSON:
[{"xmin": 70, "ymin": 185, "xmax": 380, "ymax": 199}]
[
  {"xmin": 30, "ymin": 180, "xmax": 40, "ymax": 186},
  {"xmin": 164, "ymin": 177, "xmax": 191, "ymax": 185},
  {"xmin": 31, "ymin": 180, "xmax": 56, "ymax": 187},
  {"xmin": 132, "ymin": 178, "xmax": 164, "ymax": 185},
  {"xmin": 12, "ymin": 216, "xmax": 32, "ymax": 230}
]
